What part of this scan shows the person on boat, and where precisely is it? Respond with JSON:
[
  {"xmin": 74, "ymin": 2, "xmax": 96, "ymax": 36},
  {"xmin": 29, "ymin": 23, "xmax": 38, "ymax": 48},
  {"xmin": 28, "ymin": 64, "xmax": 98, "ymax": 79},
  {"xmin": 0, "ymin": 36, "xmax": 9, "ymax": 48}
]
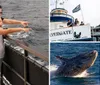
[
  {"xmin": 67, "ymin": 20, "xmax": 73, "ymax": 27},
  {"xmin": 0, "ymin": 5, "xmax": 30, "ymax": 77},
  {"xmin": 80, "ymin": 21, "xmax": 84, "ymax": 26},
  {"xmin": 74, "ymin": 18, "xmax": 79, "ymax": 26}
]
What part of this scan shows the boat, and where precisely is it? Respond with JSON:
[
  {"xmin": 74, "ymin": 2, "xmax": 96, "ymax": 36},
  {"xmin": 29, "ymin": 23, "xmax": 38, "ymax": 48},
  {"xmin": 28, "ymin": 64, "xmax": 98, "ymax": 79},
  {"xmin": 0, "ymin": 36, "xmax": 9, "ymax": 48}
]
[
  {"xmin": 50, "ymin": 0, "xmax": 93, "ymax": 42},
  {"xmin": 91, "ymin": 25, "xmax": 100, "ymax": 41}
]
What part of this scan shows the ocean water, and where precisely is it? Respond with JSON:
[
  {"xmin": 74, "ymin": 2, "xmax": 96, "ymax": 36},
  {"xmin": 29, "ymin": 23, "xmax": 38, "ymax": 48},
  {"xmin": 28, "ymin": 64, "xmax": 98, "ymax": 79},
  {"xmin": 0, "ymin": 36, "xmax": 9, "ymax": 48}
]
[
  {"xmin": 50, "ymin": 43, "xmax": 100, "ymax": 85},
  {"xmin": 0, "ymin": 0, "xmax": 49, "ymax": 56}
]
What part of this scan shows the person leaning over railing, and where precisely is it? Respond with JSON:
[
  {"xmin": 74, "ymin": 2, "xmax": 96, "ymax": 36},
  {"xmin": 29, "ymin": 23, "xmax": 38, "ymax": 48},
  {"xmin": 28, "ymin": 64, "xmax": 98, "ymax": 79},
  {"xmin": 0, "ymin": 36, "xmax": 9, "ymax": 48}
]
[
  {"xmin": 80, "ymin": 21, "xmax": 84, "ymax": 26},
  {"xmin": 74, "ymin": 18, "xmax": 79, "ymax": 26},
  {"xmin": 67, "ymin": 20, "xmax": 73, "ymax": 27},
  {"xmin": 0, "ymin": 5, "xmax": 31, "ymax": 78}
]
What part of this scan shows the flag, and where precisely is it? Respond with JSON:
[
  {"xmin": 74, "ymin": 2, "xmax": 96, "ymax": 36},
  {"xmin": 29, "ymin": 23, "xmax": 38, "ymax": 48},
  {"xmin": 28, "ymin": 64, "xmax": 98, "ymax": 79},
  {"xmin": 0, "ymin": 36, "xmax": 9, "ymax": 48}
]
[{"xmin": 72, "ymin": 4, "xmax": 81, "ymax": 13}]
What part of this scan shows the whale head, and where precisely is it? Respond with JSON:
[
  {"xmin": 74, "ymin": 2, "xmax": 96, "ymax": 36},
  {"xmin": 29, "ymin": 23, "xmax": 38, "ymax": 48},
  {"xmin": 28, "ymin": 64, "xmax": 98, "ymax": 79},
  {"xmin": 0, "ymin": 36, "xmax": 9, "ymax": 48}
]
[{"xmin": 76, "ymin": 50, "xmax": 98, "ymax": 68}]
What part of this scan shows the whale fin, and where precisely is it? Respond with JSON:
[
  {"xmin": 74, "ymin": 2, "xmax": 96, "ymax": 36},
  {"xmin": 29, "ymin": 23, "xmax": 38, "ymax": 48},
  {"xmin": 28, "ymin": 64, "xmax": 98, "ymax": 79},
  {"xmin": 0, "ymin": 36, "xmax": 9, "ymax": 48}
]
[{"xmin": 56, "ymin": 56, "xmax": 69, "ymax": 62}]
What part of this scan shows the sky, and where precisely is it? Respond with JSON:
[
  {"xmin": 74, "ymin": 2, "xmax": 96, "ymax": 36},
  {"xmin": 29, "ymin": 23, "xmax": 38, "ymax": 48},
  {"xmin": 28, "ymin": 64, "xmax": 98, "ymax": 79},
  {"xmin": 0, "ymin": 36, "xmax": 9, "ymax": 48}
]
[{"xmin": 50, "ymin": 0, "xmax": 100, "ymax": 26}]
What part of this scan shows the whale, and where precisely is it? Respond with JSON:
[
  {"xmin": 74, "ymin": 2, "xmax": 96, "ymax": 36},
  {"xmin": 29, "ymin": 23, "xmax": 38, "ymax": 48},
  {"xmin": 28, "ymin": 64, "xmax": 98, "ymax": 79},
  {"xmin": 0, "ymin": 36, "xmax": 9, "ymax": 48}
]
[{"xmin": 55, "ymin": 50, "xmax": 98, "ymax": 77}]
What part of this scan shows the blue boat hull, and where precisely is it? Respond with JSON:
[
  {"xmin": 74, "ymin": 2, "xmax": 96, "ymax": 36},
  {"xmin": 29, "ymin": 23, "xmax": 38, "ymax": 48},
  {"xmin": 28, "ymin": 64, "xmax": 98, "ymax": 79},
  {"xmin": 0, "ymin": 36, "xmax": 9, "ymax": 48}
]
[{"xmin": 50, "ymin": 16, "xmax": 72, "ymax": 22}]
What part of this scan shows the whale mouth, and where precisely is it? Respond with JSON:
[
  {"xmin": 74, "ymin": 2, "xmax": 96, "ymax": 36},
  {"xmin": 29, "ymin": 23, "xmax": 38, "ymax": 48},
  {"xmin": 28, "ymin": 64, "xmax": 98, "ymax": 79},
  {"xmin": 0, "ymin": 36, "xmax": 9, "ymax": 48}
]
[{"xmin": 90, "ymin": 50, "xmax": 98, "ymax": 66}]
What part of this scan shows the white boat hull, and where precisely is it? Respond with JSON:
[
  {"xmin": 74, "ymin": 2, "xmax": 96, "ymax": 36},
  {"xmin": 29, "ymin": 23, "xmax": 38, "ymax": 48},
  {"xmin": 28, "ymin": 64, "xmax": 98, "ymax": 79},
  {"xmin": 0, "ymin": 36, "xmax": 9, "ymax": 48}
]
[{"xmin": 50, "ymin": 23, "xmax": 92, "ymax": 42}]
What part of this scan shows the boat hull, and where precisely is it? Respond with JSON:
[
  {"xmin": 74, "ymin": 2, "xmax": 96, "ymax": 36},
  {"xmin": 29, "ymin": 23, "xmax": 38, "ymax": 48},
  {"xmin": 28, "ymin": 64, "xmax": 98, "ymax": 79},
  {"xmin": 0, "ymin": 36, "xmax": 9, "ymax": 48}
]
[{"xmin": 50, "ymin": 24, "xmax": 92, "ymax": 42}]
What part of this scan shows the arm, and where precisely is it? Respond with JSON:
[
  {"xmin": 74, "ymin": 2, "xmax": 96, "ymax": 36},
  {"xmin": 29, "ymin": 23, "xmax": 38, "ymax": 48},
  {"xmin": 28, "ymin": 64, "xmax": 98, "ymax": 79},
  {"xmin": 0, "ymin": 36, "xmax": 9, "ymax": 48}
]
[
  {"xmin": 3, "ymin": 19, "xmax": 28, "ymax": 27},
  {"xmin": 0, "ymin": 27, "xmax": 30, "ymax": 35}
]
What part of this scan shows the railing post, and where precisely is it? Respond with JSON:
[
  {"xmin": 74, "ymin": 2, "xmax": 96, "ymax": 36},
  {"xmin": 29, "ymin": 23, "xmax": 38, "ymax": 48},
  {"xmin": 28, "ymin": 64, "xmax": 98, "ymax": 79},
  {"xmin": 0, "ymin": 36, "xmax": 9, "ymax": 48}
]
[
  {"xmin": 24, "ymin": 43, "xmax": 29, "ymax": 85},
  {"xmin": 1, "ymin": 63, "xmax": 3, "ymax": 85}
]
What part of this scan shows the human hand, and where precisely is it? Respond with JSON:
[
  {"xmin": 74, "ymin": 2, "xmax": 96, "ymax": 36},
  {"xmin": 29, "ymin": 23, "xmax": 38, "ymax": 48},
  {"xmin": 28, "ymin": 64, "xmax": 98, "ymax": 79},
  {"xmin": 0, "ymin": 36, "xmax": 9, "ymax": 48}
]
[
  {"xmin": 20, "ymin": 21, "xmax": 29, "ymax": 27},
  {"xmin": 22, "ymin": 28, "xmax": 31, "ymax": 32}
]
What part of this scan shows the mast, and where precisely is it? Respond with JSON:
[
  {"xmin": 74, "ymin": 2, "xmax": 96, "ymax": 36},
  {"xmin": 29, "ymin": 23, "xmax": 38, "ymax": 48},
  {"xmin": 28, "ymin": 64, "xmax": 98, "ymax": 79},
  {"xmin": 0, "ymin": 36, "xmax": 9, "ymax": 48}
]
[{"xmin": 55, "ymin": 0, "xmax": 58, "ymax": 8}]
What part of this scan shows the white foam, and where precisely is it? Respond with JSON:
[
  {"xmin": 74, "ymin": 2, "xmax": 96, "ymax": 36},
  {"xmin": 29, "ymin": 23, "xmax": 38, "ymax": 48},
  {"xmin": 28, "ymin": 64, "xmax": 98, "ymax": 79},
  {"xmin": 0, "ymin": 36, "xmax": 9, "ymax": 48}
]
[
  {"xmin": 50, "ymin": 65, "xmax": 58, "ymax": 72},
  {"xmin": 73, "ymin": 70, "xmax": 89, "ymax": 78},
  {"xmin": 50, "ymin": 65, "xmax": 58, "ymax": 78}
]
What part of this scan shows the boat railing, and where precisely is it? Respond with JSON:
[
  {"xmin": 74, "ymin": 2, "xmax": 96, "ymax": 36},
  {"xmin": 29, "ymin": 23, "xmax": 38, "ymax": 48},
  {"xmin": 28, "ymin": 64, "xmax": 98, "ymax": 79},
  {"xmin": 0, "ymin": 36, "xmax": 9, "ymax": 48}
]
[
  {"xmin": 50, "ymin": 23, "xmax": 90, "ymax": 31},
  {"xmin": 1, "ymin": 36, "xmax": 49, "ymax": 85}
]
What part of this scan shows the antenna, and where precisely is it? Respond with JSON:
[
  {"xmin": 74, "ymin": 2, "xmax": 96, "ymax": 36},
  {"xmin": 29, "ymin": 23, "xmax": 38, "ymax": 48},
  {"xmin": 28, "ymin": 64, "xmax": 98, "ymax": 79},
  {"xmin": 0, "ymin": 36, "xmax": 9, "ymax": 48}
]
[
  {"xmin": 55, "ymin": 0, "xmax": 58, "ymax": 8},
  {"xmin": 55, "ymin": 0, "xmax": 61, "ymax": 8}
]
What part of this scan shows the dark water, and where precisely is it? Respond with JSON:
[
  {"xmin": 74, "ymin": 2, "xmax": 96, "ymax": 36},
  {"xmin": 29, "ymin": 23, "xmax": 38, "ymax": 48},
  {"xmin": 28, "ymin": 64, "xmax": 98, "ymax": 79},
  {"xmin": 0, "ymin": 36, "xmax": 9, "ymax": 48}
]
[
  {"xmin": 0, "ymin": 0, "xmax": 48, "ymax": 56},
  {"xmin": 50, "ymin": 43, "xmax": 100, "ymax": 85}
]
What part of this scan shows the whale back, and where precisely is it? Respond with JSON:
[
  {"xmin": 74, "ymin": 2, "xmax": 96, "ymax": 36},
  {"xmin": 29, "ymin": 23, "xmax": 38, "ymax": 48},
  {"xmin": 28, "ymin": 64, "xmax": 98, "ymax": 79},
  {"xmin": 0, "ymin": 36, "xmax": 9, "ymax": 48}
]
[{"xmin": 55, "ymin": 50, "xmax": 98, "ymax": 77}]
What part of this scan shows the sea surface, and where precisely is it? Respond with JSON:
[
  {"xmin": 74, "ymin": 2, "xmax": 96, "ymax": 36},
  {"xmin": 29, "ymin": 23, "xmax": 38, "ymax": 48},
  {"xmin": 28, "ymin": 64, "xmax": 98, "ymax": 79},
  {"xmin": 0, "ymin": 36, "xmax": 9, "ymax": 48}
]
[
  {"xmin": 50, "ymin": 43, "xmax": 100, "ymax": 85},
  {"xmin": 0, "ymin": 0, "xmax": 49, "ymax": 56}
]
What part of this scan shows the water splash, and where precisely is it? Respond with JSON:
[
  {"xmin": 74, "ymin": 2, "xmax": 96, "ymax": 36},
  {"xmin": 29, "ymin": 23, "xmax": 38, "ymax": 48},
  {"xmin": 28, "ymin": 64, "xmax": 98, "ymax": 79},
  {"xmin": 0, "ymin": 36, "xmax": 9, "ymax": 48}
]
[
  {"xmin": 73, "ymin": 70, "xmax": 89, "ymax": 78},
  {"xmin": 50, "ymin": 65, "xmax": 58, "ymax": 78},
  {"xmin": 50, "ymin": 64, "xmax": 58, "ymax": 72},
  {"xmin": 8, "ymin": 29, "xmax": 35, "ymax": 39},
  {"xmin": 50, "ymin": 65, "xmax": 90, "ymax": 78}
]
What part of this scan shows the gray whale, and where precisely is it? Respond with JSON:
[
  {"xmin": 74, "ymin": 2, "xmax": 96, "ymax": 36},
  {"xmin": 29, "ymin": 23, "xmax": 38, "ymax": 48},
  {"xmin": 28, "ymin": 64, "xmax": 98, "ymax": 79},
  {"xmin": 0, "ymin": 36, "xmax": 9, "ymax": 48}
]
[{"xmin": 55, "ymin": 50, "xmax": 98, "ymax": 77}]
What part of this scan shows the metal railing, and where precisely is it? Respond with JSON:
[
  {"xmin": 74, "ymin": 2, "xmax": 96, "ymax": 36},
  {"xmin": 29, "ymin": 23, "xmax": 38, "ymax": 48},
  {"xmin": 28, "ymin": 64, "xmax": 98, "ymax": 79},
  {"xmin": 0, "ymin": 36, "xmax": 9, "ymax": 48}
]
[{"xmin": 1, "ymin": 37, "xmax": 49, "ymax": 85}]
